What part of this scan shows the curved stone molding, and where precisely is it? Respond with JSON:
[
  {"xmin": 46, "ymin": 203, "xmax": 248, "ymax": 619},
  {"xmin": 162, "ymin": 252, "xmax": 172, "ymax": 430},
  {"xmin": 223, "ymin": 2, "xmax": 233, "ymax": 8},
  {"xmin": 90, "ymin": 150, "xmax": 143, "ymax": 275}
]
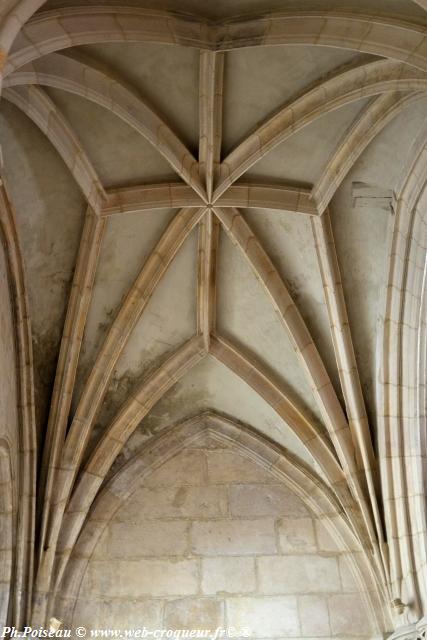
[
  {"xmin": 199, "ymin": 50, "xmax": 224, "ymax": 201},
  {"xmin": 0, "ymin": 1, "xmax": 47, "ymax": 54},
  {"xmin": 209, "ymin": 334, "xmax": 344, "ymax": 487},
  {"xmin": 379, "ymin": 119, "xmax": 427, "ymax": 620},
  {"xmin": 0, "ymin": 181, "xmax": 36, "ymax": 628},
  {"xmin": 3, "ymin": 85, "xmax": 106, "ymax": 211},
  {"xmin": 214, "ymin": 59, "xmax": 427, "ymax": 199},
  {"xmin": 32, "ymin": 206, "xmax": 206, "ymax": 624},
  {"xmin": 55, "ymin": 412, "xmax": 389, "ymax": 635},
  {"xmin": 0, "ymin": 0, "xmax": 47, "ymax": 93},
  {"xmin": 214, "ymin": 12, "xmax": 427, "ymax": 68},
  {"xmin": 38, "ymin": 211, "xmax": 106, "ymax": 567},
  {"xmin": 6, "ymin": 7, "xmax": 427, "ymax": 74},
  {"xmin": 197, "ymin": 211, "xmax": 219, "ymax": 349},
  {"xmin": 101, "ymin": 183, "xmax": 205, "ymax": 216},
  {"xmin": 0, "ymin": 440, "xmax": 13, "ymax": 628},
  {"xmin": 311, "ymin": 210, "xmax": 385, "ymax": 555},
  {"xmin": 312, "ymin": 92, "xmax": 426, "ymax": 213},
  {"xmin": 3, "ymin": 53, "xmax": 205, "ymax": 198},
  {"xmin": 53, "ymin": 335, "xmax": 207, "ymax": 591}
]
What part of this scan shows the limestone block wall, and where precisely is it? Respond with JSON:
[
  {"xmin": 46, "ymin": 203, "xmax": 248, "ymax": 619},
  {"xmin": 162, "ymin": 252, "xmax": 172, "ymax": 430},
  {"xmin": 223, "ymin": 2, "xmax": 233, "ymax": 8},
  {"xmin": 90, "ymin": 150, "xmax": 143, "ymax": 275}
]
[{"xmin": 72, "ymin": 434, "xmax": 375, "ymax": 639}]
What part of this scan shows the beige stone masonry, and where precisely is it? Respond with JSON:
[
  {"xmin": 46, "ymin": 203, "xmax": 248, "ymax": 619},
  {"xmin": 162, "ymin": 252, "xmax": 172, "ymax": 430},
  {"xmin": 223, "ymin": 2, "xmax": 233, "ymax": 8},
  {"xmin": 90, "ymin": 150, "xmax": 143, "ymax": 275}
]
[
  {"xmin": 0, "ymin": 182, "xmax": 36, "ymax": 627},
  {"xmin": 1, "ymin": 2, "xmax": 426, "ymax": 633},
  {"xmin": 61, "ymin": 414, "xmax": 386, "ymax": 638},
  {"xmin": 7, "ymin": 7, "xmax": 427, "ymax": 73},
  {"xmin": 68, "ymin": 418, "xmax": 380, "ymax": 637}
]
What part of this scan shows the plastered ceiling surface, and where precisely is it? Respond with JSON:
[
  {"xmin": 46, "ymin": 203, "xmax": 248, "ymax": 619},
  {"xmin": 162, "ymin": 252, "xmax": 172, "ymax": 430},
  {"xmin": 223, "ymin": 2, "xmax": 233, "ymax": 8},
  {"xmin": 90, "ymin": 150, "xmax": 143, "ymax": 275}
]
[{"xmin": 3, "ymin": 23, "xmax": 424, "ymax": 455}]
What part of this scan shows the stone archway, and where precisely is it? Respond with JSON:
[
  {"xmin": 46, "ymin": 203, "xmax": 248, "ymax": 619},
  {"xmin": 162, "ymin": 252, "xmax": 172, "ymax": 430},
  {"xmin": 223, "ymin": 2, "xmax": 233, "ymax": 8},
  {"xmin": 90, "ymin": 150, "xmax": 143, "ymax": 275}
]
[{"xmin": 56, "ymin": 413, "xmax": 390, "ymax": 639}]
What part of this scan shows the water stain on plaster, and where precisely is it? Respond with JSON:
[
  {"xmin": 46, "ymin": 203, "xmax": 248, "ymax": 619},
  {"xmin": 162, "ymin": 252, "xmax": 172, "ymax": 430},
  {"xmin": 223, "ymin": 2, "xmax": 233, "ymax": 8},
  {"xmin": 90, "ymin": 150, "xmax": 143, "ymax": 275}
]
[{"xmin": 105, "ymin": 387, "xmax": 213, "ymax": 481}]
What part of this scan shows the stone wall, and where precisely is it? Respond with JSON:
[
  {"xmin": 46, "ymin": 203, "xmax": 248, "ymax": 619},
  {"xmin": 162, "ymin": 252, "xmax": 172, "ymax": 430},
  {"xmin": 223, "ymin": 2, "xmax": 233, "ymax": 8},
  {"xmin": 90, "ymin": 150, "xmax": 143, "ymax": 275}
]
[
  {"xmin": 0, "ymin": 232, "xmax": 19, "ymax": 465},
  {"xmin": 0, "ymin": 237, "xmax": 19, "ymax": 625},
  {"xmin": 72, "ymin": 432, "xmax": 375, "ymax": 639}
]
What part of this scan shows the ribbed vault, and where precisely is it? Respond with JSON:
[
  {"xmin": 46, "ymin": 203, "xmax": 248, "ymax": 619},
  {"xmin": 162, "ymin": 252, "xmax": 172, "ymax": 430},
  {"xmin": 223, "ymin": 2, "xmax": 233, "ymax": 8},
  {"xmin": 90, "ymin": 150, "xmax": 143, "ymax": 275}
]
[{"xmin": 0, "ymin": 0, "xmax": 426, "ymax": 637}]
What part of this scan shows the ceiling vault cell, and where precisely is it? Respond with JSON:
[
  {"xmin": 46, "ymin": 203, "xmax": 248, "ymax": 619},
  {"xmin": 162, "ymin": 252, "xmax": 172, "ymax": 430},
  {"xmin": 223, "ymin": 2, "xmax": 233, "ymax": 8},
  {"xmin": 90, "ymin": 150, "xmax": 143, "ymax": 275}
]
[
  {"xmin": 3, "ymin": 84, "xmax": 106, "ymax": 210},
  {"xmin": 32, "ymin": 206, "xmax": 206, "ymax": 624},
  {"xmin": 3, "ymin": 52, "xmax": 206, "ymax": 199},
  {"xmin": 311, "ymin": 91, "xmax": 426, "ymax": 213},
  {"xmin": 54, "ymin": 333, "xmax": 207, "ymax": 591},
  {"xmin": 212, "ymin": 205, "xmax": 385, "ymax": 558},
  {"xmin": 213, "ymin": 59, "xmax": 427, "ymax": 200},
  {"xmin": 208, "ymin": 334, "xmax": 343, "ymax": 486}
]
